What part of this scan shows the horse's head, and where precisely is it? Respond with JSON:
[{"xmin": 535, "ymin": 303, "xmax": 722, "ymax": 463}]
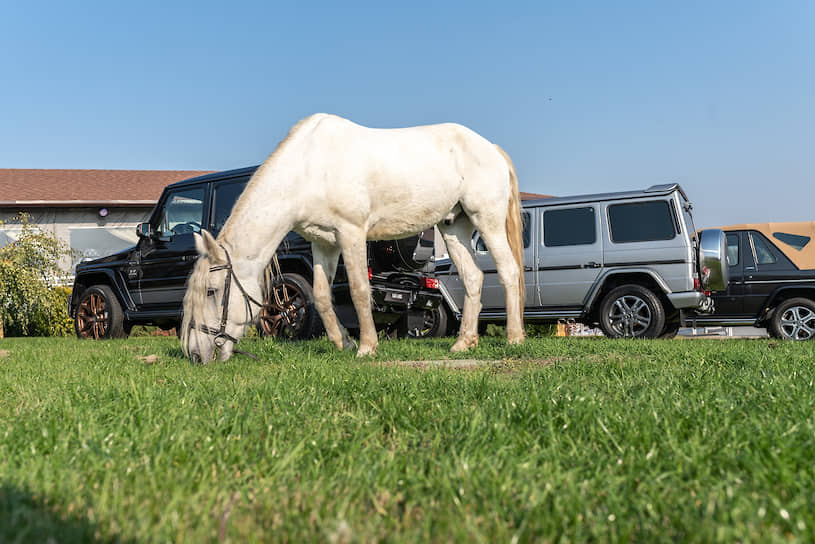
[{"xmin": 181, "ymin": 230, "xmax": 252, "ymax": 364}]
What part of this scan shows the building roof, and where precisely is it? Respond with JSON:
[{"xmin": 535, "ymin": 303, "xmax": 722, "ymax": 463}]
[
  {"xmin": 0, "ymin": 168, "xmax": 550, "ymax": 207},
  {"xmin": 0, "ymin": 169, "xmax": 214, "ymax": 207},
  {"xmin": 520, "ymin": 191, "xmax": 550, "ymax": 200}
]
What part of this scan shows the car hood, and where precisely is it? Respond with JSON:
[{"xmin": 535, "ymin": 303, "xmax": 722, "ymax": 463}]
[{"xmin": 75, "ymin": 245, "xmax": 136, "ymax": 271}]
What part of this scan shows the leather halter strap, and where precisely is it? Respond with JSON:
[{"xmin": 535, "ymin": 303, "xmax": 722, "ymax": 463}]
[{"xmin": 190, "ymin": 246, "xmax": 267, "ymax": 360}]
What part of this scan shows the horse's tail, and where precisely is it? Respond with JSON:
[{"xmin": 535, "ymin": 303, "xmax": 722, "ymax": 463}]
[{"xmin": 495, "ymin": 144, "xmax": 525, "ymax": 318}]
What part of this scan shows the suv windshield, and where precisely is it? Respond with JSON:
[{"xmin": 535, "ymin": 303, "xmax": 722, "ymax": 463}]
[{"xmin": 156, "ymin": 188, "xmax": 205, "ymax": 236}]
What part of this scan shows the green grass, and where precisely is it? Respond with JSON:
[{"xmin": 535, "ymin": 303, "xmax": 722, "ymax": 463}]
[{"xmin": 1, "ymin": 335, "xmax": 814, "ymax": 542}]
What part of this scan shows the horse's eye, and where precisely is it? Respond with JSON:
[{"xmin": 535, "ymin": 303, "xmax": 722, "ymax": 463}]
[{"xmin": 207, "ymin": 289, "xmax": 216, "ymax": 297}]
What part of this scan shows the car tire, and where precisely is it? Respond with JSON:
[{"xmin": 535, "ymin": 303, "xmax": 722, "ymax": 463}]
[
  {"xmin": 769, "ymin": 298, "xmax": 815, "ymax": 341},
  {"xmin": 258, "ymin": 273, "xmax": 323, "ymax": 340},
  {"xmin": 598, "ymin": 285, "xmax": 666, "ymax": 339},
  {"xmin": 400, "ymin": 304, "xmax": 449, "ymax": 339},
  {"xmin": 74, "ymin": 285, "xmax": 127, "ymax": 340},
  {"xmin": 659, "ymin": 320, "xmax": 681, "ymax": 339}
]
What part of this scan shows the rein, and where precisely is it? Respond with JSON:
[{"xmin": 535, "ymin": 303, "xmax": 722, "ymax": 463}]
[{"xmin": 189, "ymin": 246, "xmax": 268, "ymax": 361}]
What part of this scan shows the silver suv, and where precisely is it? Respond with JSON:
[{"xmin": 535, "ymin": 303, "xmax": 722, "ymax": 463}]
[{"xmin": 435, "ymin": 184, "xmax": 727, "ymax": 338}]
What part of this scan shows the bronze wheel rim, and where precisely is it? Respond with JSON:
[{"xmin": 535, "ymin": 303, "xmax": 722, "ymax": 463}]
[
  {"xmin": 76, "ymin": 293, "xmax": 109, "ymax": 339},
  {"xmin": 259, "ymin": 281, "xmax": 307, "ymax": 339}
]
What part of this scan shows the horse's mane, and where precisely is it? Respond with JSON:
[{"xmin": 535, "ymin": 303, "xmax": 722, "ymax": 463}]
[
  {"xmin": 180, "ymin": 254, "xmax": 212, "ymax": 356},
  {"xmin": 219, "ymin": 114, "xmax": 328, "ymax": 241}
]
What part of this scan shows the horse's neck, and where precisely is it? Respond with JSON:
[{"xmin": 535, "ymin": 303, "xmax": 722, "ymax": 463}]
[
  {"xmin": 218, "ymin": 198, "xmax": 296, "ymax": 299},
  {"xmin": 217, "ymin": 127, "xmax": 313, "ymax": 290}
]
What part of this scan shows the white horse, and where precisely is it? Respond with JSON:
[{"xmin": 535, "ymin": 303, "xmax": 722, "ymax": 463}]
[{"xmin": 181, "ymin": 113, "xmax": 525, "ymax": 363}]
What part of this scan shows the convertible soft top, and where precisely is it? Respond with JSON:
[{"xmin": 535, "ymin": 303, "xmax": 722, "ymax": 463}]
[{"xmin": 717, "ymin": 221, "xmax": 815, "ymax": 270}]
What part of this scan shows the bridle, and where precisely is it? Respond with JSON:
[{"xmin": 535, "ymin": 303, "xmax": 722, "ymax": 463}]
[{"xmin": 188, "ymin": 246, "xmax": 266, "ymax": 360}]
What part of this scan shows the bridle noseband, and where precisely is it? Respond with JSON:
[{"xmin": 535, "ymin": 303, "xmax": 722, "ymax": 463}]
[{"xmin": 189, "ymin": 246, "xmax": 267, "ymax": 360}]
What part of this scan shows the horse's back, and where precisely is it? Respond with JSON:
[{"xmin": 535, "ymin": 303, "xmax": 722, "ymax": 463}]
[
  {"xmin": 305, "ymin": 115, "xmax": 508, "ymax": 197},
  {"xmin": 274, "ymin": 115, "xmax": 511, "ymax": 240}
]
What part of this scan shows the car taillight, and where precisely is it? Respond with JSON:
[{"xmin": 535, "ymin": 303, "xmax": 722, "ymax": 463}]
[
  {"xmin": 368, "ymin": 267, "xmax": 372, "ymax": 280},
  {"xmin": 693, "ymin": 278, "xmax": 701, "ymax": 290},
  {"xmin": 422, "ymin": 277, "xmax": 440, "ymax": 289}
]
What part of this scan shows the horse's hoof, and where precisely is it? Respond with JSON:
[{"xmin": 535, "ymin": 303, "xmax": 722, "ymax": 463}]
[
  {"xmin": 450, "ymin": 336, "xmax": 478, "ymax": 352},
  {"xmin": 356, "ymin": 345, "xmax": 377, "ymax": 357},
  {"xmin": 342, "ymin": 337, "xmax": 358, "ymax": 351},
  {"xmin": 507, "ymin": 334, "xmax": 525, "ymax": 345}
]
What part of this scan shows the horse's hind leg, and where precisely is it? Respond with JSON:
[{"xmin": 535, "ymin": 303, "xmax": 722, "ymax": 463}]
[
  {"xmin": 312, "ymin": 243, "xmax": 356, "ymax": 351},
  {"xmin": 438, "ymin": 218, "xmax": 483, "ymax": 352},
  {"xmin": 337, "ymin": 227, "xmax": 378, "ymax": 356},
  {"xmin": 474, "ymin": 224, "xmax": 524, "ymax": 344}
]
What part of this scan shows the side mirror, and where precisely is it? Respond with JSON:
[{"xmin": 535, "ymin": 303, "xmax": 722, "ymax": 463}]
[{"xmin": 136, "ymin": 223, "xmax": 154, "ymax": 239}]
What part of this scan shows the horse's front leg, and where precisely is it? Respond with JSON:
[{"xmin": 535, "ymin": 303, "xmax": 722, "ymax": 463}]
[
  {"xmin": 312, "ymin": 243, "xmax": 356, "ymax": 351},
  {"xmin": 338, "ymin": 228, "xmax": 378, "ymax": 356}
]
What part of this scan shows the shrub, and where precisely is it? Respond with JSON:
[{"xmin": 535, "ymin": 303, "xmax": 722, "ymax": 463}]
[{"xmin": 0, "ymin": 214, "xmax": 74, "ymax": 337}]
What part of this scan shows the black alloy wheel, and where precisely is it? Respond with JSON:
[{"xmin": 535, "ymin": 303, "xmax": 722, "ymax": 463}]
[{"xmin": 402, "ymin": 305, "xmax": 449, "ymax": 339}]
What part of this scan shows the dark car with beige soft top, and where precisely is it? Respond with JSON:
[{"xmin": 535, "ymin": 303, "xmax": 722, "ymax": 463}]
[{"xmin": 692, "ymin": 221, "xmax": 815, "ymax": 340}]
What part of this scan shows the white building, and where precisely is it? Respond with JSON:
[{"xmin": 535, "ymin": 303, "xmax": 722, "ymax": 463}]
[{"xmin": 0, "ymin": 169, "xmax": 212, "ymax": 276}]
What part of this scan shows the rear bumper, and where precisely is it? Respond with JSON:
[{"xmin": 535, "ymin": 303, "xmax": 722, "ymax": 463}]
[
  {"xmin": 667, "ymin": 291, "xmax": 714, "ymax": 312},
  {"xmin": 371, "ymin": 286, "xmax": 442, "ymax": 311}
]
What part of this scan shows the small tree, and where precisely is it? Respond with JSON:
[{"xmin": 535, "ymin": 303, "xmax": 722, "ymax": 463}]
[{"xmin": 0, "ymin": 213, "xmax": 74, "ymax": 336}]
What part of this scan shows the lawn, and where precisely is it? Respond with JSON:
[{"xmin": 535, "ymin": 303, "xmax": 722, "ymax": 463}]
[{"xmin": 1, "ymin": 335, "xmax": 813, "ymax": 542}]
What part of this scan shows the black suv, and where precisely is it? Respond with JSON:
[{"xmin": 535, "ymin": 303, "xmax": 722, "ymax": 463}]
[
  {"xmin": 68, "ymin": 167, "xmax": 445, "ymax": 340},
  {"xmin": 691, "ymin": 222, "xmax": 815, "ymax": 340}
]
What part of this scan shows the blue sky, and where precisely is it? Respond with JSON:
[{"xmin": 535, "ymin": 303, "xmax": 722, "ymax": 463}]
[{"xmin": 2, "ymin": 1, "xmax": 813, "ymax": 227}]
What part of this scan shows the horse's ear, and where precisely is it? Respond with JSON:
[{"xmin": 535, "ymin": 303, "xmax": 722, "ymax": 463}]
[{"xmin": 194, "ymin": 230, "xmax": 226, "ymax": 263}]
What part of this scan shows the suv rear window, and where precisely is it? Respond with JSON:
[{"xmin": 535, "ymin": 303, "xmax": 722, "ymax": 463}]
[
  {"xmin": 608, "ymin": 200, "xmax": 676, "ymax": 243},
  {"xmin": 543, "ymin": 207, "xmax": 596, "ymax": 247},
  {"xmin": 773, "ymin": 232, "xmax": 811, "ymax": 251}
]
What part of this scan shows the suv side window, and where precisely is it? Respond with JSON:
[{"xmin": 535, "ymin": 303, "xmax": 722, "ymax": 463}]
[
  {"xmin": 543, "ymin": 207, "xmax": 596, "ymax": 247},
  {"xmin": 155, "ymin": 187, "xmax": 205, "ymax": 236},
  {"xmin": 726, "ymin": 233, "xmax": 740, "ymax": 267},
  {"xmin": 750, "ymin": 233, "xmax": 777, "ymax": 265},
  {"xmin": 608, "ymin": 200, "xmax": 676, "ymax": 243},
  {"xmin": 211, "ymin": 180, "xmax": 249, "ymax": 234}
]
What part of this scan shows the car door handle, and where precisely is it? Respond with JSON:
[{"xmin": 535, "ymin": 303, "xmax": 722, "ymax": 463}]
[
  {"xmin": 524, "ymin": 266, "xmax": 534, "ymax": 272},
  {"xmin": 583, "ymin": 261, "xmax": 601, "ymax": 269}
]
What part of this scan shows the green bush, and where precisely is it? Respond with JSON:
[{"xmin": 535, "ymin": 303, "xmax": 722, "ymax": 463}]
[{"xmin": 0, "ymin": 214, "xmax": 74, "ymax": 337}]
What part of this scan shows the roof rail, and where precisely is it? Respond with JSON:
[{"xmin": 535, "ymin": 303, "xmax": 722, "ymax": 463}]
[{"xmin": 644, "ymin": 183, "xmax": 679, "ymax": 193}]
